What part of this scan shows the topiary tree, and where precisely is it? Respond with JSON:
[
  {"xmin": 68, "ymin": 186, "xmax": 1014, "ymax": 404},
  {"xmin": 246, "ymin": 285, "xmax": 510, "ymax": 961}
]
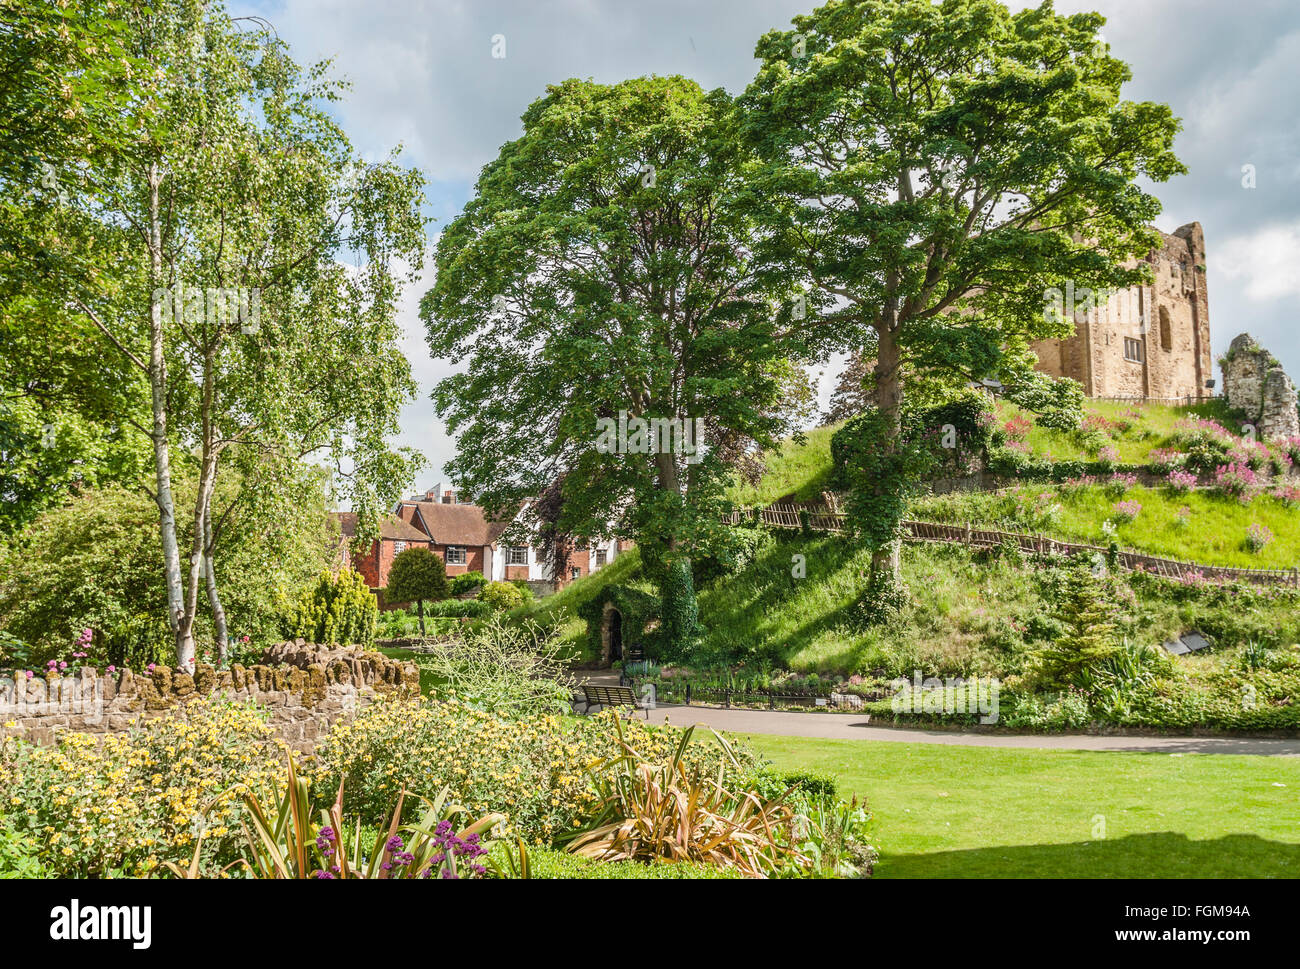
[
  {"xmin": 385, "ymin": 547, "xmax": 450, "ymax": 636},
  {"xmin": 280, "ymin": 569, "xmax": 377, "ymax": 648}
]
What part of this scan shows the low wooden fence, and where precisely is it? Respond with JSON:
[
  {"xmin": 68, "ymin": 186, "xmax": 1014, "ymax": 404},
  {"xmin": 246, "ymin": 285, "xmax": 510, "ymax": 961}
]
[{"xmin": 726, "ymin": 502, "xmax": 1300, "ymax": 589}]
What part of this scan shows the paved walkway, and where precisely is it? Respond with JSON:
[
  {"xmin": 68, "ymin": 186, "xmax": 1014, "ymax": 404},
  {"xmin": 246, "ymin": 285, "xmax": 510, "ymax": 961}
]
[{"xmin": 635, "ymin": 704, "xmax": 1300, "ymax": 756}]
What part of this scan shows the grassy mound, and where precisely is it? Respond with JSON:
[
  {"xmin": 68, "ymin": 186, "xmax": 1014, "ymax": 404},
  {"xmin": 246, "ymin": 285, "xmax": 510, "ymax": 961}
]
[{"xmin": 914, "ymin": 484, "xmax": 1300, "ymax": 569}]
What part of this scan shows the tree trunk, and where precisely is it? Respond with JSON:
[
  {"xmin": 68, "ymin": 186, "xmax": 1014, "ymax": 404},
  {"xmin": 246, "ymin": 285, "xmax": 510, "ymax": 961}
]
[
  {"xmin": 653, "ymin": 447, "xmax": 697, "ymax": 654},
  {"xmin": 203, "ymin": 516, "xmax": 229, "ymax": 665},
  {"xmin": 145, "ymin": 161, "xmax": 195, "ymax": 671},
  {"xmin": 872, "ymin": 314, "xmax": 904, "ymax": 583},
  {"xmin": 417, "ymin": 599, "xmax": 426, "ymax": 637}
]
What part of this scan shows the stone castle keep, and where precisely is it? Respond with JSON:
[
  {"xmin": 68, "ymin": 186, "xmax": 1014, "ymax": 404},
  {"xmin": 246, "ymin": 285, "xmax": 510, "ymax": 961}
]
[{"xmin": 1032, "ymin": 222, "xmax": 1212, "ymax": 401}]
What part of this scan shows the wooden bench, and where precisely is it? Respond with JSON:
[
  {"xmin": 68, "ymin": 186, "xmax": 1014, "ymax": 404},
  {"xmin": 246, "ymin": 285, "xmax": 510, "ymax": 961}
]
[{"xmin": 582, "ymin": 684, "xmax": 647, "ymax": 719}]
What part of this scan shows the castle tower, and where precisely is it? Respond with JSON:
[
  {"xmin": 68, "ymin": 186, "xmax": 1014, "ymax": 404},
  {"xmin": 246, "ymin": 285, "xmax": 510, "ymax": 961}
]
[{"xmin": 1031, "ymin": 222, "xmax": 1212, "ymax": 401}]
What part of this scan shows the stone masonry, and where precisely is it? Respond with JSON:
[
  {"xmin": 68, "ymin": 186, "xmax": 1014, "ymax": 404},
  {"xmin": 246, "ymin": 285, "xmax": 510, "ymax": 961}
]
[
  {"xmin": 1032, "ymin": 222, "xmax": 1212, "ymax": 400},
  {"xmin": 0, "ymin": 641, "xmax": 419, "ymax": 753},
  {"xmin": 1221, "ymin": 333, "xmax": 1300, "ymax": 441}
]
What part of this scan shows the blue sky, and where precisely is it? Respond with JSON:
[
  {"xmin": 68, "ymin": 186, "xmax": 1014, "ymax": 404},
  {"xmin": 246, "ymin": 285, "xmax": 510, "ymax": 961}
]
[{"xmin": 229, "ymin": 0, "xmax": 1300, "ymax": 493}]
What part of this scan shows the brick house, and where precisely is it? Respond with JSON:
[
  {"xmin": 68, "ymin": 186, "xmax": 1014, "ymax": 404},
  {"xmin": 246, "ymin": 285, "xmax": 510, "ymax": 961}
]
[
  {"xmin": 395, "ymin": 487, "xmax": 511, "ymax": 579},
  {"xmin": 332, "ymin": 512, "xmax": 433, "ymax": 589},
  {"xmin": 394, "ymin": 484, "xmax": 622, "ymax": 594}
]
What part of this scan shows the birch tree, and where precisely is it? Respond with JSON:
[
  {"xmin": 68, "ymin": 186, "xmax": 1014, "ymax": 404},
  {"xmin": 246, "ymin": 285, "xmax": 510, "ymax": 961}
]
[{"xmin": 29, "ymin": 1, "xmax": 426, "ymax": 667}]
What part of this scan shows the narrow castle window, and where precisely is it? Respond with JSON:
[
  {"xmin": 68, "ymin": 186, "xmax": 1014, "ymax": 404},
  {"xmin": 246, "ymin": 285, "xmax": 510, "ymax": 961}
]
[
  {"xmin": 1159, "ymin": 306, "xmax": 1172, "ymax": 351},
  {"xmin": 1123, "ymin": 337, "xmax": 1144, "ymax": 363}
]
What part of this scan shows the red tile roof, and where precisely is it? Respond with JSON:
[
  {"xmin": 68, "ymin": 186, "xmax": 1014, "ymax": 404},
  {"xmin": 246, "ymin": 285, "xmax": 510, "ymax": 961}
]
[
  {"xmin": 332, "ymin": 512, "xmax": 431, "ymax": 543},
  {"xmin": 400, "ymin": 501, "xmax": 514, "ymax": 547}
]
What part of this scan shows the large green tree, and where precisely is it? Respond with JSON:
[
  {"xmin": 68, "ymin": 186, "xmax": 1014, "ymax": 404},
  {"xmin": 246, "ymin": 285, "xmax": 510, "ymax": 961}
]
[
  {"xmin": 422, "ymin": 76, "xmax": 809, "ymax": 656},
  {"xmin": 741, "ymin": 0, "xmax": 1184, "ymax": 583},
  {"xmin": 12, "ymin": 1, "xmax": 427, "ymax": 668}
]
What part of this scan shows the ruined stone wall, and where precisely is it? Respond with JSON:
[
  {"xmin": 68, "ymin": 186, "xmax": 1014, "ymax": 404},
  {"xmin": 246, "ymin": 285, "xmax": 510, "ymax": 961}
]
[
  {"xmin": 1032, "ymin": 222, "xmax": 1212, "ymax": 400},
  {"xmin": 0, "ymin": 642, "xmax": 419, "ymax": 753},
  {"xmin": 1222, "ymin": 333, "xmax": 1300, "ymax": 440}
]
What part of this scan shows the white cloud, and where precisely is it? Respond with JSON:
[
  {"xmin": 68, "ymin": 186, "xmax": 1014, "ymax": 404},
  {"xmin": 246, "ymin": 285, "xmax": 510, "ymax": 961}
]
[{"xmin": 1216, "ymin": 223, "xmax": 1300, "ymax": 302}]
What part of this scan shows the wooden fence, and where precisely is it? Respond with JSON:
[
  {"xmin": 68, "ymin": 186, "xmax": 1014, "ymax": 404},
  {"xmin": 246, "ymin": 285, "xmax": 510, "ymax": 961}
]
[{"xmin": 726, "ymin": 502, "xmax": 1300, "ymax": 589}]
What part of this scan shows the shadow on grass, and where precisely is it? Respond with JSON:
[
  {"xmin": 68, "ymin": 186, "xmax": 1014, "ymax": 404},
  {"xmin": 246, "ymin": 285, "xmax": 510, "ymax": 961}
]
[{"xmin": 878, "ymin": 832, "xmax": 1300, "ymax": 879}]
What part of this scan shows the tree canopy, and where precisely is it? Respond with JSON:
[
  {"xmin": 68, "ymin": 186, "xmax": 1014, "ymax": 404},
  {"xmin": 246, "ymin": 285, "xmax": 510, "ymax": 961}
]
[
  {"xmin": 741, "ymin": 0, "xmax": 1184, "ymax": 581},
  {"xmin": 421, "ymin": 75, "xmax": 812, "ymax": 655}
]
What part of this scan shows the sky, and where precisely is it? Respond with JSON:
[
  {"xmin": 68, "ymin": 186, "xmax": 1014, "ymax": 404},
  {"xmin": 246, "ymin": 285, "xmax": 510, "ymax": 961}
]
[{"xmin": 229, "ymin": 0, "xmax": 1300, "ymax": 494}]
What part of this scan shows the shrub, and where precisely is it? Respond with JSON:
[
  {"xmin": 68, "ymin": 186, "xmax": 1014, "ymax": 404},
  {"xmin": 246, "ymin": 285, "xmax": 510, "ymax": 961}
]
[
  {"xmin": 174, "ymin": 757, "xmax": 498, "ymax": 880},
  {"xmin": 412, "ymin": 614, "xmax": 574, "ymax": 715},
  {"xmin": 1103, "ymin": 472, "xmax": 1137, "ymax": 496},
  {"xmin": 851, "ymin": 570, "xmax": 910, "ymax": 628},
  {"xmin": 308, "ymin": 700, "xmax": 755, "ymax": 845},
  {"xmin": 280, "ymin": 568, "xmax": 377, "ymax": 647},
  {"xmin": 1245, "ymin": 523, "xmax": 1273, "ymax": 554},
  {"xmin": 1003, "ymin": 372, "xmax": 1084, "ymax": 431},
  {"xmin": 0, "ymin": 814, "xmax": 43, "ymax": 878},
  {"xmin": 1032, "ymin": 566, "xmax": 1121, "ymax": 690},
  {"xmin": 793, "ymin": 795, "xmax": 876, "ymax": 878},
  {"xmin": 1165, "ymin": 470, "xmax": 1197, "ymax": 493},
  {"xmin": 1273, "ymin": 485, "xmax": 1300, "ymax": 508},
  {"xmin": 1148, "ymin": 449, "xmax": 1186, "ymax": 473},
  {"xmin": 425, "ymin": 599, "xmax": 493, "ymax": 619},
  {"xmin": 449, "ymin": 571, "xmax": 486, "ymax": 597},
  {"xmin": 1112, "ymin": 500, "xmax": 1141, "ymax": 523},
  {"xmin": 479, "ymin": 580, "xmax": 528, "ymax": 611},
  {"xmin": 0, "ymin": 699, "xmax": 284, "ymax": 877},
  {"xmin": 563, "ymin": 722, "xmax": 806, "ymax": 878},
  {"xmin": 1213, "ymin": 462, "xmax": 1258, "ymax": 502}
]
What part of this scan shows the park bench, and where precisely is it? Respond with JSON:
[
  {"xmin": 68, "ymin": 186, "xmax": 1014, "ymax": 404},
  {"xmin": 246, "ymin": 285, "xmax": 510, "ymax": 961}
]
[{"xmin": 581, "ymin": 684, "xmax": 647, "ymax": 719}]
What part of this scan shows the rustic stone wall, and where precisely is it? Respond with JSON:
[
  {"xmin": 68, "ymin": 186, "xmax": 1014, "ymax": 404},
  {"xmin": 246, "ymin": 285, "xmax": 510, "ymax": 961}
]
[
  {"xmin": 0, "ymin": 642, "xmax": 419, "ymax": 752},
  {"xmin": 1222, "ymin": 333, "xmax": 1300, "ymax": 440}
]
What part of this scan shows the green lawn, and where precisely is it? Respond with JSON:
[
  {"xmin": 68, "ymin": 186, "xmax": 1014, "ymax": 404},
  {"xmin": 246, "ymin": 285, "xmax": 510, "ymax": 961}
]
[
  {"xmin": 745, "ymin": 734, "xmax": 1300, "ymax": 877},
  {"xmin": 725, "ymin": 424, "xmax": 841, "ymax": 506}
]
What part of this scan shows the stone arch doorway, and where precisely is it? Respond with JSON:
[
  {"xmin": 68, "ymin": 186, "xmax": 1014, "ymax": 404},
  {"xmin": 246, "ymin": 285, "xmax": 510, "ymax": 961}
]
[{"xmin": 600, "ymin": 601, "xmax": 623, "ymax": 664}]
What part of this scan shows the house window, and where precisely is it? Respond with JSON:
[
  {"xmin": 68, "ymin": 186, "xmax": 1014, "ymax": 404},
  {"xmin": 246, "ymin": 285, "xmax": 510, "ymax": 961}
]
[
  {"xmin": 595, "ymin": 550, "xmax": 607, "ymax": 567},
  {"xmin": 445, "ymin": 546, "xmax": 466, "ymax": 565},
  {"xmin": 570, "ymin": 567, "xmax": 580, "ymax": 581},
  {"xmin": 506, "ymin": 546, "xmax": 528, "ymax": 566},
  {"xmin": 1123, "ymin": 337, "xmax": 1144, "ymax": 363},
  {"xmin": 393, "ymin": 541, "xmax": 406, "ymax": 554}
]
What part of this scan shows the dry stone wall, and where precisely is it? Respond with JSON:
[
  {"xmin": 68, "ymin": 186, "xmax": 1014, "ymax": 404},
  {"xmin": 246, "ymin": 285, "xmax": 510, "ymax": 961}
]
[{"xmin": 0, "ymin": 641, "xmax": 419, "ymax": 752}]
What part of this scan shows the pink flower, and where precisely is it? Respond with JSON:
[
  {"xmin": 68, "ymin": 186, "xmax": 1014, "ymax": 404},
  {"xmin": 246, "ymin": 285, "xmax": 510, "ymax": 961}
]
[
  {"xmin": 24, "ymin": 670, "xmax": 33, "ymax": 679},
  {"xmin": 106, "ymin": 665, "xmax": 116, "ymax": 673}
]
